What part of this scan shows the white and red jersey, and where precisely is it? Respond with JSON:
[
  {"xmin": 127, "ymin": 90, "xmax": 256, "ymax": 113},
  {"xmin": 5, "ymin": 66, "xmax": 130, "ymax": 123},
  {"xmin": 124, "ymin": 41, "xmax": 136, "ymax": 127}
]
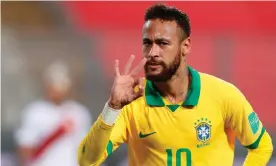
[{"xmin": 15, "ymin": 100, "xmax": 92, "ymax": 166}]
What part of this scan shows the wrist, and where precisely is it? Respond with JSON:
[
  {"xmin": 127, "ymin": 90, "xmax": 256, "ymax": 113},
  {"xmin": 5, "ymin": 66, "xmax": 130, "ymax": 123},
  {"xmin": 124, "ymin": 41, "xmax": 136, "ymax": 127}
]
[
  {"xmin": 101, "ymin": 102, "xmax": 121, "ymax": 125},
  {"xmin": 108, "ymin": 99, "xmax": 122, "ymax": 110}
]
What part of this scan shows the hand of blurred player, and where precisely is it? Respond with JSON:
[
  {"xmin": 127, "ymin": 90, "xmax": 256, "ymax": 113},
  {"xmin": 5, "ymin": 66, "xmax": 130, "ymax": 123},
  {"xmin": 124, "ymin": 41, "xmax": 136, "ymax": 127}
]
[{"xmin": 108, "ymin": 55, "xmax": 147, "ymax": 110}]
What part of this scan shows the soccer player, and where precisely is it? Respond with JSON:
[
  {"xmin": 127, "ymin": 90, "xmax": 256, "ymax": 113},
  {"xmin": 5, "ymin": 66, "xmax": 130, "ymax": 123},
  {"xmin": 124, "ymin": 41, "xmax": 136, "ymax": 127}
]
[
  {"xmin": 15, "ymin": 61, "xmax": 92, "ymax": 166},
  {"xmin": 78, "ymin": 4, "xmax": 273, "ymax": 166}
]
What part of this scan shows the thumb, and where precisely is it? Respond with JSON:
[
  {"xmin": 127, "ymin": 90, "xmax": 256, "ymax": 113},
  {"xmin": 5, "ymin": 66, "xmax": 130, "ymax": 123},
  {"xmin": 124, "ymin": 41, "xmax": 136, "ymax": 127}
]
[
  {"xmin": 132, "ymin": 88, "xmax": 144, "ymax": 101},
  {"xmin": 132, "ymin": 78, "xmax": 145, "ymax": 100}
]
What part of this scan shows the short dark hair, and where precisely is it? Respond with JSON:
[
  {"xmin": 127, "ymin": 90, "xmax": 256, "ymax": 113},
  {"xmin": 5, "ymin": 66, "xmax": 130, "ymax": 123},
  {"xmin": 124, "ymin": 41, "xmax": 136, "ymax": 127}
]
[{"xmin": 144, "ymin": 4, "xmax": 191, "ymax": 39}]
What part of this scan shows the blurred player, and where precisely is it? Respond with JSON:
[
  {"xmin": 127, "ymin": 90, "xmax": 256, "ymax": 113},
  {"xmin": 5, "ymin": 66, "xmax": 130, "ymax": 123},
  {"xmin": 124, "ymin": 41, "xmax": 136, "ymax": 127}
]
[
  {"xmin": 15, "ymin": 60, "xmax": 92, "ymax": 166},
  {"xmin": 78, "ymin": 4, "xmax": 273, "ymax": 166}
]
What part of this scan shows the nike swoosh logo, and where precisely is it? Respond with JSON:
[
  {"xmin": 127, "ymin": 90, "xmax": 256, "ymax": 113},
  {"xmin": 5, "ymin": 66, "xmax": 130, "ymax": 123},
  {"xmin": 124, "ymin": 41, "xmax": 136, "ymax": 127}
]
[{"xmin": 139, "ymin": 131, "xmax": 156, "ymax": 138}]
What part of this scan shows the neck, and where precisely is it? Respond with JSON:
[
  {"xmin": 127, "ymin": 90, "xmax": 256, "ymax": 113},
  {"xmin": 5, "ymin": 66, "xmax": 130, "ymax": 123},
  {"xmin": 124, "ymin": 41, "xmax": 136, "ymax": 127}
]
[
  {"xmin": 47, "ymin": 97, "xmax": 64, "ymax": 105},
  {"xmin": 154, "ymin": 65, "xmax": 190, "ymax": 103}
]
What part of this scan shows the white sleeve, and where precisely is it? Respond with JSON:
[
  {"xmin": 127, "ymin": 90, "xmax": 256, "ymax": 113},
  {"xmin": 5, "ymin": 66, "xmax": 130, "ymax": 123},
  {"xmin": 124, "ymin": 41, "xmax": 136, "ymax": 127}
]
[{"xmin": 14, "ymin": 106, "xmax": 43, "ymax": 147}]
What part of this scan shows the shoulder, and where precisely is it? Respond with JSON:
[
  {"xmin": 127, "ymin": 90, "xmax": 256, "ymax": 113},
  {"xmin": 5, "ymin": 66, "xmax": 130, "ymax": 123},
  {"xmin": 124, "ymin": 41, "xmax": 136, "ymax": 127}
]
[
  {"xmin": 22, "ymin": 100, "xmax": 52, "ymax": 115},
  {"xmin": 63, "ymin": 100, "xmax": 92, "ymax": 118},
  {"xmin": 200, "ymin": 72, "xmax": 243, "ymax": 95},
  {"xmin": 200, "ymin": 72, "xmax": 233, "ymax": 89},
  {"xmin": 199, "ymin": 72, "xmax": 247, "ymax": 105},
  {"xmin": 64, "ymin": 100, "xmax": 90, "ymax": 112},
  {"xmin": 123, "ymin": 96, "xmax": 146, "ymax": 109},
  {"xmin": 19, "ymin": 100, "xmax": 53, "ymax": 124},
  {"xmin": 120, "ymin": 96, "xmax": 146, "ymax": 121},
  {"xmin": 25, "ymin": 100, "xmax": 52, "ymax": 109}
]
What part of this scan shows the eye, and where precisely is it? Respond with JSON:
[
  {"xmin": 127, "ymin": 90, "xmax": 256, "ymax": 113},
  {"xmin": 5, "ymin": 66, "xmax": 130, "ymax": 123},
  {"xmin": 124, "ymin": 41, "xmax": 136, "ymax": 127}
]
[
  {"xmin": 160, "ymin": 42, "xmax": 168, "ymax": 46},
  {"xmin": 143, "ymin": 41, "xmax": 152, "ymax": 47},
  {"xmin": 156, "ymin": 40, "xmax": 169, "ymax": 46}
]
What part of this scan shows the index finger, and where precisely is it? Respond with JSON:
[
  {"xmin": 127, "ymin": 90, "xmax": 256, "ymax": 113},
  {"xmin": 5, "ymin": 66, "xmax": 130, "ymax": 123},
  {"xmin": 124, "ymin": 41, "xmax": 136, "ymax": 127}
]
[
  {"xmin": 123, "ymin": 55, "xmax": 135, "ymax": 75},
  {"xmin": 129, "ymin": 58, "xmax": 147, "ymax": 76},
  {"xmin": 114, "ymin": 59, "xmax": 121, "ymax": 77}
]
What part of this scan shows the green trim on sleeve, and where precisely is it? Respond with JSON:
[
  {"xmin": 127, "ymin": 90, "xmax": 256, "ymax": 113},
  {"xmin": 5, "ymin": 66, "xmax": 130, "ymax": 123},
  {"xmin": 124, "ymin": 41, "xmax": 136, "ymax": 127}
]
[
  {"xmin": 106, "ymin": 140, "xmax": 113, "ymax": 156},
  {"xmin": 244, "ymin": 126, "xmax": 265, "ymax": 149},
  {"xmin": 82, "ymin": 145, "xmax": 86, "ymax": 154}
]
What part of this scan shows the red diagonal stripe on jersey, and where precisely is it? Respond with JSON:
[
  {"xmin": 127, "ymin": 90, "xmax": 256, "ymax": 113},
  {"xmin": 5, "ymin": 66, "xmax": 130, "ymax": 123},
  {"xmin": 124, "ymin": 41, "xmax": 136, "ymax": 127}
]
[{"xmin": 29, "ymin": 123, "xmax": 70, "ymax": 162}]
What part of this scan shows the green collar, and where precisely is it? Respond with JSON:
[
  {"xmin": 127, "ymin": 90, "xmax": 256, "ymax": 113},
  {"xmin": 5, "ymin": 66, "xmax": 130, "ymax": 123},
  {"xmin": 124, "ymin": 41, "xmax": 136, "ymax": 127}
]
[{"xmin": 145, "ymin": 66, "xmax": 201, "ymax": 107}]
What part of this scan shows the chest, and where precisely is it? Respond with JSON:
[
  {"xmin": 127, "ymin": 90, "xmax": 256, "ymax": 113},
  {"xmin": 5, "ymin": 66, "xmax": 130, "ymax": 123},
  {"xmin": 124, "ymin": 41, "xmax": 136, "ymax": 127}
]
[
  {"xmin": 130, "ymin": 104, "xmax": 225, "ymax": 150},
  {"xmin": 34, "ymin": 104, "xmax": 83, "ymax": 137}
]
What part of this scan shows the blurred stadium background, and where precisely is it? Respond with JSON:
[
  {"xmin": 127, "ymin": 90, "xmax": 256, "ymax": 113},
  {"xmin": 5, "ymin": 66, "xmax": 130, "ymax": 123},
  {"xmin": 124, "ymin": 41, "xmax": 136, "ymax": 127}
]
[{"xmin": 1, "ymin": 1, "xmax": 275, "ymax": 166}]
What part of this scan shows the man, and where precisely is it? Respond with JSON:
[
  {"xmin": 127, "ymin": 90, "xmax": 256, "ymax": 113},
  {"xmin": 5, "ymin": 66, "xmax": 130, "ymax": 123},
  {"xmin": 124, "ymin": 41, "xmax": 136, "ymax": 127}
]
[
  {"xmin": 78, "ymin": 4, "xmax": 273, "ymax": 166},
  {"xmin": 15, "ymin": 60, "xmax": 92, "ymax": 166}
]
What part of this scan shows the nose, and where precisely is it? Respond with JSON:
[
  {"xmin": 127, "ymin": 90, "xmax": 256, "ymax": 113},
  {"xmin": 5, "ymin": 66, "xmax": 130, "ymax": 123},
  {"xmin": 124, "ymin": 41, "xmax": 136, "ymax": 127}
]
[{"xmin": 147, "ymin": 44, "xmax": 160, "ymax": 59}]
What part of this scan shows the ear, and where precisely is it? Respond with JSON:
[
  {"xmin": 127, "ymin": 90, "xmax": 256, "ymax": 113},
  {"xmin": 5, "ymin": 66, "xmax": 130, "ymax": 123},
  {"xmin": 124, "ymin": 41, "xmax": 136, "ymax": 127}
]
[{"xmin": 181, "ymin": 37, "xmax": 191, "ymax": 56}]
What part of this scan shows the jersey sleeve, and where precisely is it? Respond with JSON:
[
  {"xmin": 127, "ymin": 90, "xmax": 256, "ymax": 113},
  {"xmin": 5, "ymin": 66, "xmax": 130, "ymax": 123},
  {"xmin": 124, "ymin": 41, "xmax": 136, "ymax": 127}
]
[
  {"xmin": 224, "ymin": 84, "xmax": 265, "ymax": 149},
  {"xmin": 78, "ymin": 104, "xmax": 130, "ymax": 166},
  {"xmin": 14, "ymin": 105, "xmax": 43, "ymax": 147}
]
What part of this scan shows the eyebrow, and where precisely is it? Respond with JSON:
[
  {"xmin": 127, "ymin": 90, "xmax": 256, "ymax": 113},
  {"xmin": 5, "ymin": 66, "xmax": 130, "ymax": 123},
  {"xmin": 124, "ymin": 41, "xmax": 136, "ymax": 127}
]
[{"xmin": 143, "ymin": 37, "xmax": 171, "ymax": 43}]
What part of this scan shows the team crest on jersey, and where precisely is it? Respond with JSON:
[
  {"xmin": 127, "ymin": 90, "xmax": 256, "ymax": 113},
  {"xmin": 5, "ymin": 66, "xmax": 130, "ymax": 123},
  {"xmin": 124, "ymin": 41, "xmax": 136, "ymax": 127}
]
[{"xmin": 194, "ymin": 118, "xmax": 212, "ymax": 148}]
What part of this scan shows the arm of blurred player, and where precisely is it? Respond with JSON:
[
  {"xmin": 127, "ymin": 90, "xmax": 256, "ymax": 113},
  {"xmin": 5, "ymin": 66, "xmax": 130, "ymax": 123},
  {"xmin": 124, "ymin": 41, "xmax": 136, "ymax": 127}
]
[
  {"xmin": 14, "ymin": 105, "xmax": 41, "ymax": 166},
  {"xmin": 224, "ymin": 84, "xmax": 273, "ymax": 166}
]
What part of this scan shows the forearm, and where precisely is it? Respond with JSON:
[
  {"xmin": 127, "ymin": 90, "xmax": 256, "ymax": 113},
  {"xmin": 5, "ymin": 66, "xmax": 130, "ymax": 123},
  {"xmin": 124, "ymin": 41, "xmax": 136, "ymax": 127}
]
[
  {"xmin": 243, "ymin": 131, "xmax": 273, "ymax": 166},
  {"xmin": 17, "ymin": 147, "xmax": 34, "ymax": 166},
  {"xmin": 78, "ymin": 103, "xmax": 120, "ymax": 166}
]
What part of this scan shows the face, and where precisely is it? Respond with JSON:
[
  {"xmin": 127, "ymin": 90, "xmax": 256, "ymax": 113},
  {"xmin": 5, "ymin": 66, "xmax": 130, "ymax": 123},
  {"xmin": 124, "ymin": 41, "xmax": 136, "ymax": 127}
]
[
  {"xmin": 142, "ymin": 19, "xmax": 190, "ymax": 82},
  {"xmin": 45, "ymin": 83, "xmax": 69, "ymax": 104}
]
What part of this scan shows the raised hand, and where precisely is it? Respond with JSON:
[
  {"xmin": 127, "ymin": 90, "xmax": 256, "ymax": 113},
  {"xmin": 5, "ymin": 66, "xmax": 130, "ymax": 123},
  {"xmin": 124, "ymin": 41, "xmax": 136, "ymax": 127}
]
[{"xmin": 108, "ymin": 55, "xmax": 147, "ymax": 110}]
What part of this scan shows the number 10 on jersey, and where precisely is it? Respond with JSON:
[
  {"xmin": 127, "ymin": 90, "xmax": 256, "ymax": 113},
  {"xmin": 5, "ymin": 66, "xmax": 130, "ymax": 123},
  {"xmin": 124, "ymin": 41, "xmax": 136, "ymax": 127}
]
[{"xmin": 166, "ymin": 148, "xmax": 192, "ymax": 166}]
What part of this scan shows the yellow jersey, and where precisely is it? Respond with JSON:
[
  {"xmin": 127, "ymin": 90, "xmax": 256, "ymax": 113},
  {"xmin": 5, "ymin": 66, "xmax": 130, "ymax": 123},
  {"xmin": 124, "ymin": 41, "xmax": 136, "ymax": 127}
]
[{"xmin": 79, "ymin": 66, "xmax": 266, "ymax": 166}]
